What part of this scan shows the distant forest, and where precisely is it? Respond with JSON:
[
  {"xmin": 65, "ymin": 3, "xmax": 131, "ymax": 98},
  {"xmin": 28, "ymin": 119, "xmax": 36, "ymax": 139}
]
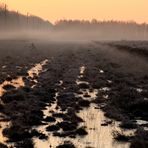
[
  {"xmin": 1, "ymin": 3, "xmax": 148, "ymax": 40},
  {"xmin": 54, "ymin": 20, "xmax": 148, "ymax": 40},
  {"xmin": 0, "ymin": 3, "xmax": 52, "ymax": 32}
]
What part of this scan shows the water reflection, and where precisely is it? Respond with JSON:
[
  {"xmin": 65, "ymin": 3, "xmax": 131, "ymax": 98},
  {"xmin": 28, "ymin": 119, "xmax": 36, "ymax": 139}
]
[
  {"xmin": 0, "ymin": 77, "xmax": 24, "ymax": 97},
  {"xmin": 76, "ymin": 66, "xmax": 130, "ymax": 148},
  {"xmin": 0, "ymin": 113, "xmax": 10, "ymax": 145},
  {"xmin": 78, "ymin": 104, "xmax": 130, "ymax": 148},
  {"xmin": 0, "ymin": 59, "xmax": 48, "ymax": 146},
  {"xmin": 28, "ymin": 60, "xmax": 48, "ymax": 78},
  {"xmin": 33, "ymin": 65, "xmax": 130, "ymax": 148}
]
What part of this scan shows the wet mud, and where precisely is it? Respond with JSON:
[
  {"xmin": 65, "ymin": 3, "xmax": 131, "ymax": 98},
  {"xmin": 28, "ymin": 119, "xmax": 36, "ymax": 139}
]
[{"xmin": 0, "ymin": 40, "xmax": 148, "ymax": 148}]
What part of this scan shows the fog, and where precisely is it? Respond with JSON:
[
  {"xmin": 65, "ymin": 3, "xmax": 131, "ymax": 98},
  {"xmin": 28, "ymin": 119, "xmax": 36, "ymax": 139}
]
[
  {"xmin": 1, "ymin": 23, "xmax": 148, "ymax": 42},
  {"xmin": 1, "ymin": 3, "xmax": 148, "ymax": 42}
]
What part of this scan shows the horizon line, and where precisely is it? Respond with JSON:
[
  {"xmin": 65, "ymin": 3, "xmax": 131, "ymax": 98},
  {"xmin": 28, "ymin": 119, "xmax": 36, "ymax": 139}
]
[{"xmin": 1, "ymin": 2, "xmax": 148, "ymax": 25}]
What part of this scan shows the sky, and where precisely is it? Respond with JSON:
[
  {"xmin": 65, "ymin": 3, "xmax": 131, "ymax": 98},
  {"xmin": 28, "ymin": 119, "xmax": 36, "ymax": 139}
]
[{"xmin": 1, "ymin": 0, "xmax": 148, "ymax": 24}]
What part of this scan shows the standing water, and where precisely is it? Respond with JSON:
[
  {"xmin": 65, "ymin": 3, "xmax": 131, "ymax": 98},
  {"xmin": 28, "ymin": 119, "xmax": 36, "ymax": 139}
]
[
  {"xmin": 0, "ymin": 59, "xmax": 48, "ymax": 146},
  {"xmin": 75, "ymin": 66, "xmax": 130, "ymax": 148},
  {"xmin": 33, "ymin": 65, "xmax": 130, "ymax": 148}
]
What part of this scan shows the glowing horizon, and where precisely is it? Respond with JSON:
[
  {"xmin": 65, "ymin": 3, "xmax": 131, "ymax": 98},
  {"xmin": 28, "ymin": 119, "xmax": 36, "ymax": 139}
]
[{"xmin": 1, "ymin": 0, "xmax": 148, "ymax": 24}]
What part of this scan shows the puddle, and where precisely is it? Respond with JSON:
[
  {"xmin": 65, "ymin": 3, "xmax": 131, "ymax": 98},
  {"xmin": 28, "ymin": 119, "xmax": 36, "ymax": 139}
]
[
  {"xmin": 43, "ymin": 93, "xmax": 66, "ymax": 118},
  {"xmin": 0, "ymin": 77, "xmax": 24, "ymax": 97},
  {"xmin": 28, "ymin": 60, "xmax": 48, "ymax": 78},
  {"xmin": 99, "ymin": 87, "xmax": 110, "ymax": 92},
  {"xmin": 80, "ymin": 66, "xmax": 85, "ymax": 75},
  {"xmin": 0, "ymin": 113, "xmax": 10, "ymax": 145},
  {"xmin": 103, "ymin": 94, "xmax": 109, "ymax": 99},
  {"xmin": 107, "ymin": 80, "xmax": 112, "ymax": 84},
  {"xmin": 0, "ymin": 59, "xmax": 48, "ymax": 146},
  {"xmin": 144, "ymin": 98, "xmax": 148, "ymax": 101},
  {"xmin": 0, "ymin": 59, "xmax": 48, "ymax": 97},
  {"xmin": 58, "ymin": 80, "xmax": 63, "ymax": 86},
  {"xmin": 2, "ymin": 66, "xmax": 7, "ymax": 69},
  {"xmin": 33, "ymin": 92, "xmax": 67, "ymax": 148},
  {"xmin": 76, "ymin": 66, "xmax": 130, "ymax": 148},
  {"xmin": 76, "ymin": 80, "xmax": 89, "ymax": 85},
  {"xmin": 99, "ymin": 69, "xmax": 104, "ymax": 74},
  {"xmin": 33, "ymin": 79, "xmax": 74, "ymax": 147},
  {"xmin": 33, "ymin": 65, "xmax": 131, "ymax": 148},
  {"xmin": 34, "ymin": 102, "xmax": 130, "ymax": 148},
  {"xmin": 136, "ymin": 88, "xmax": 143, "ymax": 93},
  {"xmin": 78, "ymin": 66, "xmax": 86, "ymax": 79},
  {"xmin": 136, "ymin": 120, "xmax": 148, "ymax": 125},
  {"xmin": 78, "ymin": 104, "xmax": 130, "ymax": 148}
]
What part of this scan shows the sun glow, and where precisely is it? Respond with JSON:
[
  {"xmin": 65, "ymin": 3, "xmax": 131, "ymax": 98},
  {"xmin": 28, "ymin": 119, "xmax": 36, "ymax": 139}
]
[{"xmin": 1, "ymin": 0, "xmax": 148, "ymax": 23}]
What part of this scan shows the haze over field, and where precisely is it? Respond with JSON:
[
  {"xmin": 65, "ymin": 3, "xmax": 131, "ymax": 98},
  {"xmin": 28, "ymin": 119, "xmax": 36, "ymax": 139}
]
[
  {"xmin": 0, "ymin": 3, "xmax": 148, "ymax": 41},
  {"xmin": 0, "ymin": 1, "xmax": 148, "ymax": 41}
]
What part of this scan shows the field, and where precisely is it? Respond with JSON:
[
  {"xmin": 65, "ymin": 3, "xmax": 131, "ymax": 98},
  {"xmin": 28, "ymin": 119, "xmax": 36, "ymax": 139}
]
[{"xmin": 0, "ymin": 40, "xmax": 148, "ymax": 148}]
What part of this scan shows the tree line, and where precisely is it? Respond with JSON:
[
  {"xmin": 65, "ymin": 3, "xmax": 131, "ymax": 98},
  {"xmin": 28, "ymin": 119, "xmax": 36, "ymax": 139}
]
[
  {"xmin": 0, "ymin": 3, "xmax": 52, "ymax": 31},
  {"xmin": 54, "ymin": 19, "xmax": 148, "ymax": 40},
  {"xmin": 1, "ymin": 3, "xmax": 148, "ymax": 40}
]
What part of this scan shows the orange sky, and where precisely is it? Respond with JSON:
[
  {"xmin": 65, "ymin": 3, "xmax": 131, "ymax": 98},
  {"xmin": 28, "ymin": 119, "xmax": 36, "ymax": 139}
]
[{"xmin": 1, "ymin": 0, "xmax": 148, "ymax": 24}]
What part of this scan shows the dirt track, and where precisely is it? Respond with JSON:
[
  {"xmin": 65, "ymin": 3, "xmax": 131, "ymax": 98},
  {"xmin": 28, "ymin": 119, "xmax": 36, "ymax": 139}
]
[{"xmin": 0, "ymin": 40, "xmax": 148, "ymax": 148}]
